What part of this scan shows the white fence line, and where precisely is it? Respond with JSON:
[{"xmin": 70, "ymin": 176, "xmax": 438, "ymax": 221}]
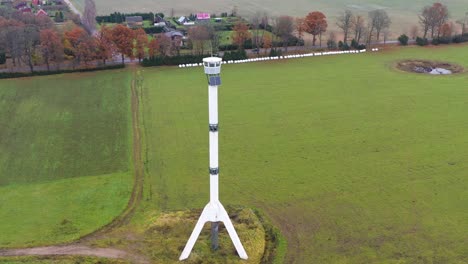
[{"xmin": 178, "ymin": 48, "xmax": 380, "ymax": 68}]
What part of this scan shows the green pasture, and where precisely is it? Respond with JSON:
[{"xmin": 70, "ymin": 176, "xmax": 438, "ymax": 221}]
[
  {"xmin": 138, "ymin": 44, "xmax": 468, "ymax": 263},
  {"xmin": 0, "ymin": 70, "xmax": 133, "ymax": 247}
]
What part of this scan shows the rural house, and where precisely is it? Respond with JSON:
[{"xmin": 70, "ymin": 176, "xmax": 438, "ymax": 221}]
[
  {"xmin": 125, "ymin": 16, "xmax": 143, "ymax": 28},
  {"xmin": 36, "ymin": 9, "xmax": 47, "ymax": 16}
]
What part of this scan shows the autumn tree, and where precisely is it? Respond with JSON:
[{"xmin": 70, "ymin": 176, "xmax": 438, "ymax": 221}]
[
  {"xmin": 419, "ymin": 3, "xmax": 449, "ymax": 38},
  {"xmin": 77, "ymin": 36, "xmax": 96, "ymax": 66},
  {"xmin": 440, "ymin": 22, "xmax": 453, "ymax": 37},
  {"xmin": 304, "ymin": 11, "xmax": 328, "ymax": 46},
  {"xmin": 188, "ymin": 25, "xmax": 210, "ymax": 55},
  {"xmin": 367, "ymin": 9, "xmax": 391, "ymax": 44},
  {"xmin": 111, "ymin": 24, "xmax": 134, "ymax": 63},
  {"xmin": 134, "ymin": 28, "xmax": 148, "ymax": 62},
  {"xmin": 157, "ymin": 34, "xmax": 171, "ymax": 56},
  {"xmin": 83, "ymin": 0, "xmax": 97, "ymax": 34},
  {"xmin": 95, "ymin": 24, "xmax": 115, "ymax": 64},
  {"xmin": 295, "ymin": 17, "xmax": 306, "ymax": 45},
  {"xmin": 64, "ymin": 26, "xmax": 96, "ymax": 67},
  {"xmin": 40, "ymin": 29, "xmax": 63, "ymax": 71},
  {"xmin": 232, "ymin": 22, "xmax": 251, "ymax": 49},
  {"xmin": 337, "ymin": 10, "xmax": 353, "ymax": 43},
  {"xmin": 148, "ymin": 38, "xmax": 159, "ymax": 59},
  {"xmin": 262, "ymin": 34, "xmax": 272, "ymax": 55}
]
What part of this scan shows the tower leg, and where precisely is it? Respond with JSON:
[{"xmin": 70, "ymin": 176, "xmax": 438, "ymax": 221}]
[
  {"xmin": 179, "ymin": 201, "xmax": 248, "ymax": 261},
  {"xmin": 179, "ymin": 206, "xmax": 210, "ymax": 261}
]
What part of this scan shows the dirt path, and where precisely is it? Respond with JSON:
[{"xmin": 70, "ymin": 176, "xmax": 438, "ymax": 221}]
[
  {"xmin": 0, "ymin": 71, "xmax": 147, "ymax": 263},
  {"xmin": 0, "ymin": 246, "xmax": 128, "ymax": 259}
]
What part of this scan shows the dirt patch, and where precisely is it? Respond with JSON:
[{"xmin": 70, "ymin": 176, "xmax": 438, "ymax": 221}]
[{"xmin": 396, "ymin": 60, "xmax": 464, "ymax": 75}]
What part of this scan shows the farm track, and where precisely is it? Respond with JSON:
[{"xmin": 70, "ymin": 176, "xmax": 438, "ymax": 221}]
[{"xmin": 0, "ymin": 70, "xmax": 147, "ymax": 263}]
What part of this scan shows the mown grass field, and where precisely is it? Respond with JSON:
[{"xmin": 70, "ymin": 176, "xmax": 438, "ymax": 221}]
[
  {"xmin": 85, "ymin": 0, "xmax": 468, "ymax": 35},
  {"xmin": 0, "ymin": 70, "xmax": 133, "ymax": 247},
  {"xmin": 138, "ymin": 44, "xmax": 468, "ymax": 263}
]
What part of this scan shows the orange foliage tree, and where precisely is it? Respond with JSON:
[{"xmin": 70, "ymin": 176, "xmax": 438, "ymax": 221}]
[
  {"xmin": 134, "ymin": 28, "xmax": 148, "ymax": 62},
  {"xmin": 148, "ymin": 38, "xmax": 160, "ymax": 59},
  {"xmin": 111, "ymin": 24, "xmax": 134, "ymax": 64},
  {"xmin": 304, "ymin": 11, "xmax": 328, "ymax": 46},
  {"xmin": 95, "ymin": 24, "xmax": 115, "ymax": 65},
  {"xmin": 232, "ymin": 22, "xmax": 251, "ymax": 49},
  {"xmin": 39, "ymin": 29, "xmax": 63, "ymax": 71},
  {"xmin": 64, "ymin": 26, "xmax": 92, "ymax": 66},
  {"xmin": 262, "ymin": 34, "xmax": 272, "ymax": 54}
]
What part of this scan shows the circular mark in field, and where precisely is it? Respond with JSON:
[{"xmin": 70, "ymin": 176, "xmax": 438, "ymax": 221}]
[{"xmin": 396, "ymin": 60, "xmax": 464, "ymax": 75}]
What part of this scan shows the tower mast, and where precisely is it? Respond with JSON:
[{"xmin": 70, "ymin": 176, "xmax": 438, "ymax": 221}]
[{"xmin": 179, "ymin": 57, "xmax": 248, "ymax": 261}]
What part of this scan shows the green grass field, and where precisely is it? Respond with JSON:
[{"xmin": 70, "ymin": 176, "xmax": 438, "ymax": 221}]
[
  {"xmin": 138, "ymin": 44, "xmax": 468, "ymax": 263},
  {"xmin": 0, "ymin": 70, "xmax": 133, "ymax": 247}
]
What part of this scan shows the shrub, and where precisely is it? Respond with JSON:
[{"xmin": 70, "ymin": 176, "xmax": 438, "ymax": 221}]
[
  {"xmin": 327, "ymin": 40, "xmax": 337, "ymax": 49},
  {"xmin": 398, "ymin": 34, "xmax": 409, "ymax": 45},
  {"xmin": 350, "ymin": 39, "xmax": 359, "ymax": 49},
  {"xmin": 416, "ymin": 37, "xmax": 428, "ymax": 46},
  {"xmin": 452, "ymin": 34, "xmax": 468, "ymax": 43},
  {"xmin": 357, "ymin": 44, "xmax": 366, "ymax": 50},
  {"xmin": 269, "ymin": 48, "xmax": 282, "ymax": 57},
  {"xmin": 432, "ymin": 37, "xmax": 451, "ymax": 45},
  {"xmin": 143, "ymin": 27, "xmax": 165, "ymax": 34},
  {"xmin": 0, "ymin": 53, "xmax": 5, "ymax": 65},
  {"xmin": 0, "ymin": 64, "xmax": 125, "ymax": 79},
  {"xmin": 141, "ymin": 54, "xmax": 207, "ymax": 67},
  {"xmin": 222, "ymin": 50, "xmax": 247, "ymax": 61}
]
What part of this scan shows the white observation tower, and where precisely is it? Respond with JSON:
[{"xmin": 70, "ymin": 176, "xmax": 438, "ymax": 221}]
[{"xmin": 179, "ymin": 57, "xmax": 248, "ymax": 261}]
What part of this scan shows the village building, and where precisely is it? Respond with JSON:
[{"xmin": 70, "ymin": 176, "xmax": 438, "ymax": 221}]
[
  {"xmin": 196, "ymin": 13, "xmax": 210, "ymax": 20},
  {"xmin": 36, "ymin": 8, "xmax": 48, "ymax": 16},
  {"xmin": 125, "ymin": 16, "xmax": 143, "ymax": 28}
]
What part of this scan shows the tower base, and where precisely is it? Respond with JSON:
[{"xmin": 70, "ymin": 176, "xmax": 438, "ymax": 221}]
[{"xmin": 179, "ymin": 201, "xmax": 248, "ymax": 260}]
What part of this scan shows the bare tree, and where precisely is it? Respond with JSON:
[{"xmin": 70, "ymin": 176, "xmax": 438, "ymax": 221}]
[
  {"xmin": 250, "ymin": 12, "xmax": 262, "ymax": 54},
  {"xmin": 274, "ymin": 16, "xmax": 294, "ymax": 51},
  {"xmin": 420, "ymin": 3, "xmax": 449, "ymax": 38},
  {"xmin": 206, "ymin": 25, "xmax": 221, "ymax": 55},
  {"xmin": 83, "ymin": 0, "xmax": 96, "ymax": 34},
  {"xmin": 21, "ymin": 25, "xmax": 40, "ymax": 73},
  {"xmin": 368, "ymin": 9, "xmax": 391, "ymax": 44},
  {"xmin": 456, "ymin": 12, "xmax": 467, "ymax": 35},
  {"xmin": 188, "ymin": 25, "xmax": 210, "ymax": 55},
  {"xmin": 337, "ymin": 10, "xmax": 353, "ymax": 43},
  {"xmin": 352, "ymin": 15, "xmax": 365, "ymax": 43},
  {"xmin": 410, "ymin": 25, "xmax": 419, "ymax": 39}
]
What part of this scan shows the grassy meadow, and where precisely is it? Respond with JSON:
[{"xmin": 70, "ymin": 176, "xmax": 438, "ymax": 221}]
[
  {"xmin": 137, "ymin": 44, "xmax": 468, "ymax": 263},
  {"xmin": 0, "ymin": 70, "xmax": 133, "ymax": 247}
]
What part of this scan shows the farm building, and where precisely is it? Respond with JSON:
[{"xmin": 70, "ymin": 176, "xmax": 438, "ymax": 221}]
[
  {"xmin": 125, "ymin": 16, "xmax": 143, "ymax": 28},
  {"xmin": 177, "ymin": 16, "xmax": 187, "ymax": 24}
]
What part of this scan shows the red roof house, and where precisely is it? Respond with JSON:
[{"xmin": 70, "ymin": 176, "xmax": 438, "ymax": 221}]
[
  {"xmin": 32, "ymin": 0, "xmax": 39, "ymax": 5},
  {"xmin": 36, "ymin": 9, "xmax": 47, "ymax": 16}
]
